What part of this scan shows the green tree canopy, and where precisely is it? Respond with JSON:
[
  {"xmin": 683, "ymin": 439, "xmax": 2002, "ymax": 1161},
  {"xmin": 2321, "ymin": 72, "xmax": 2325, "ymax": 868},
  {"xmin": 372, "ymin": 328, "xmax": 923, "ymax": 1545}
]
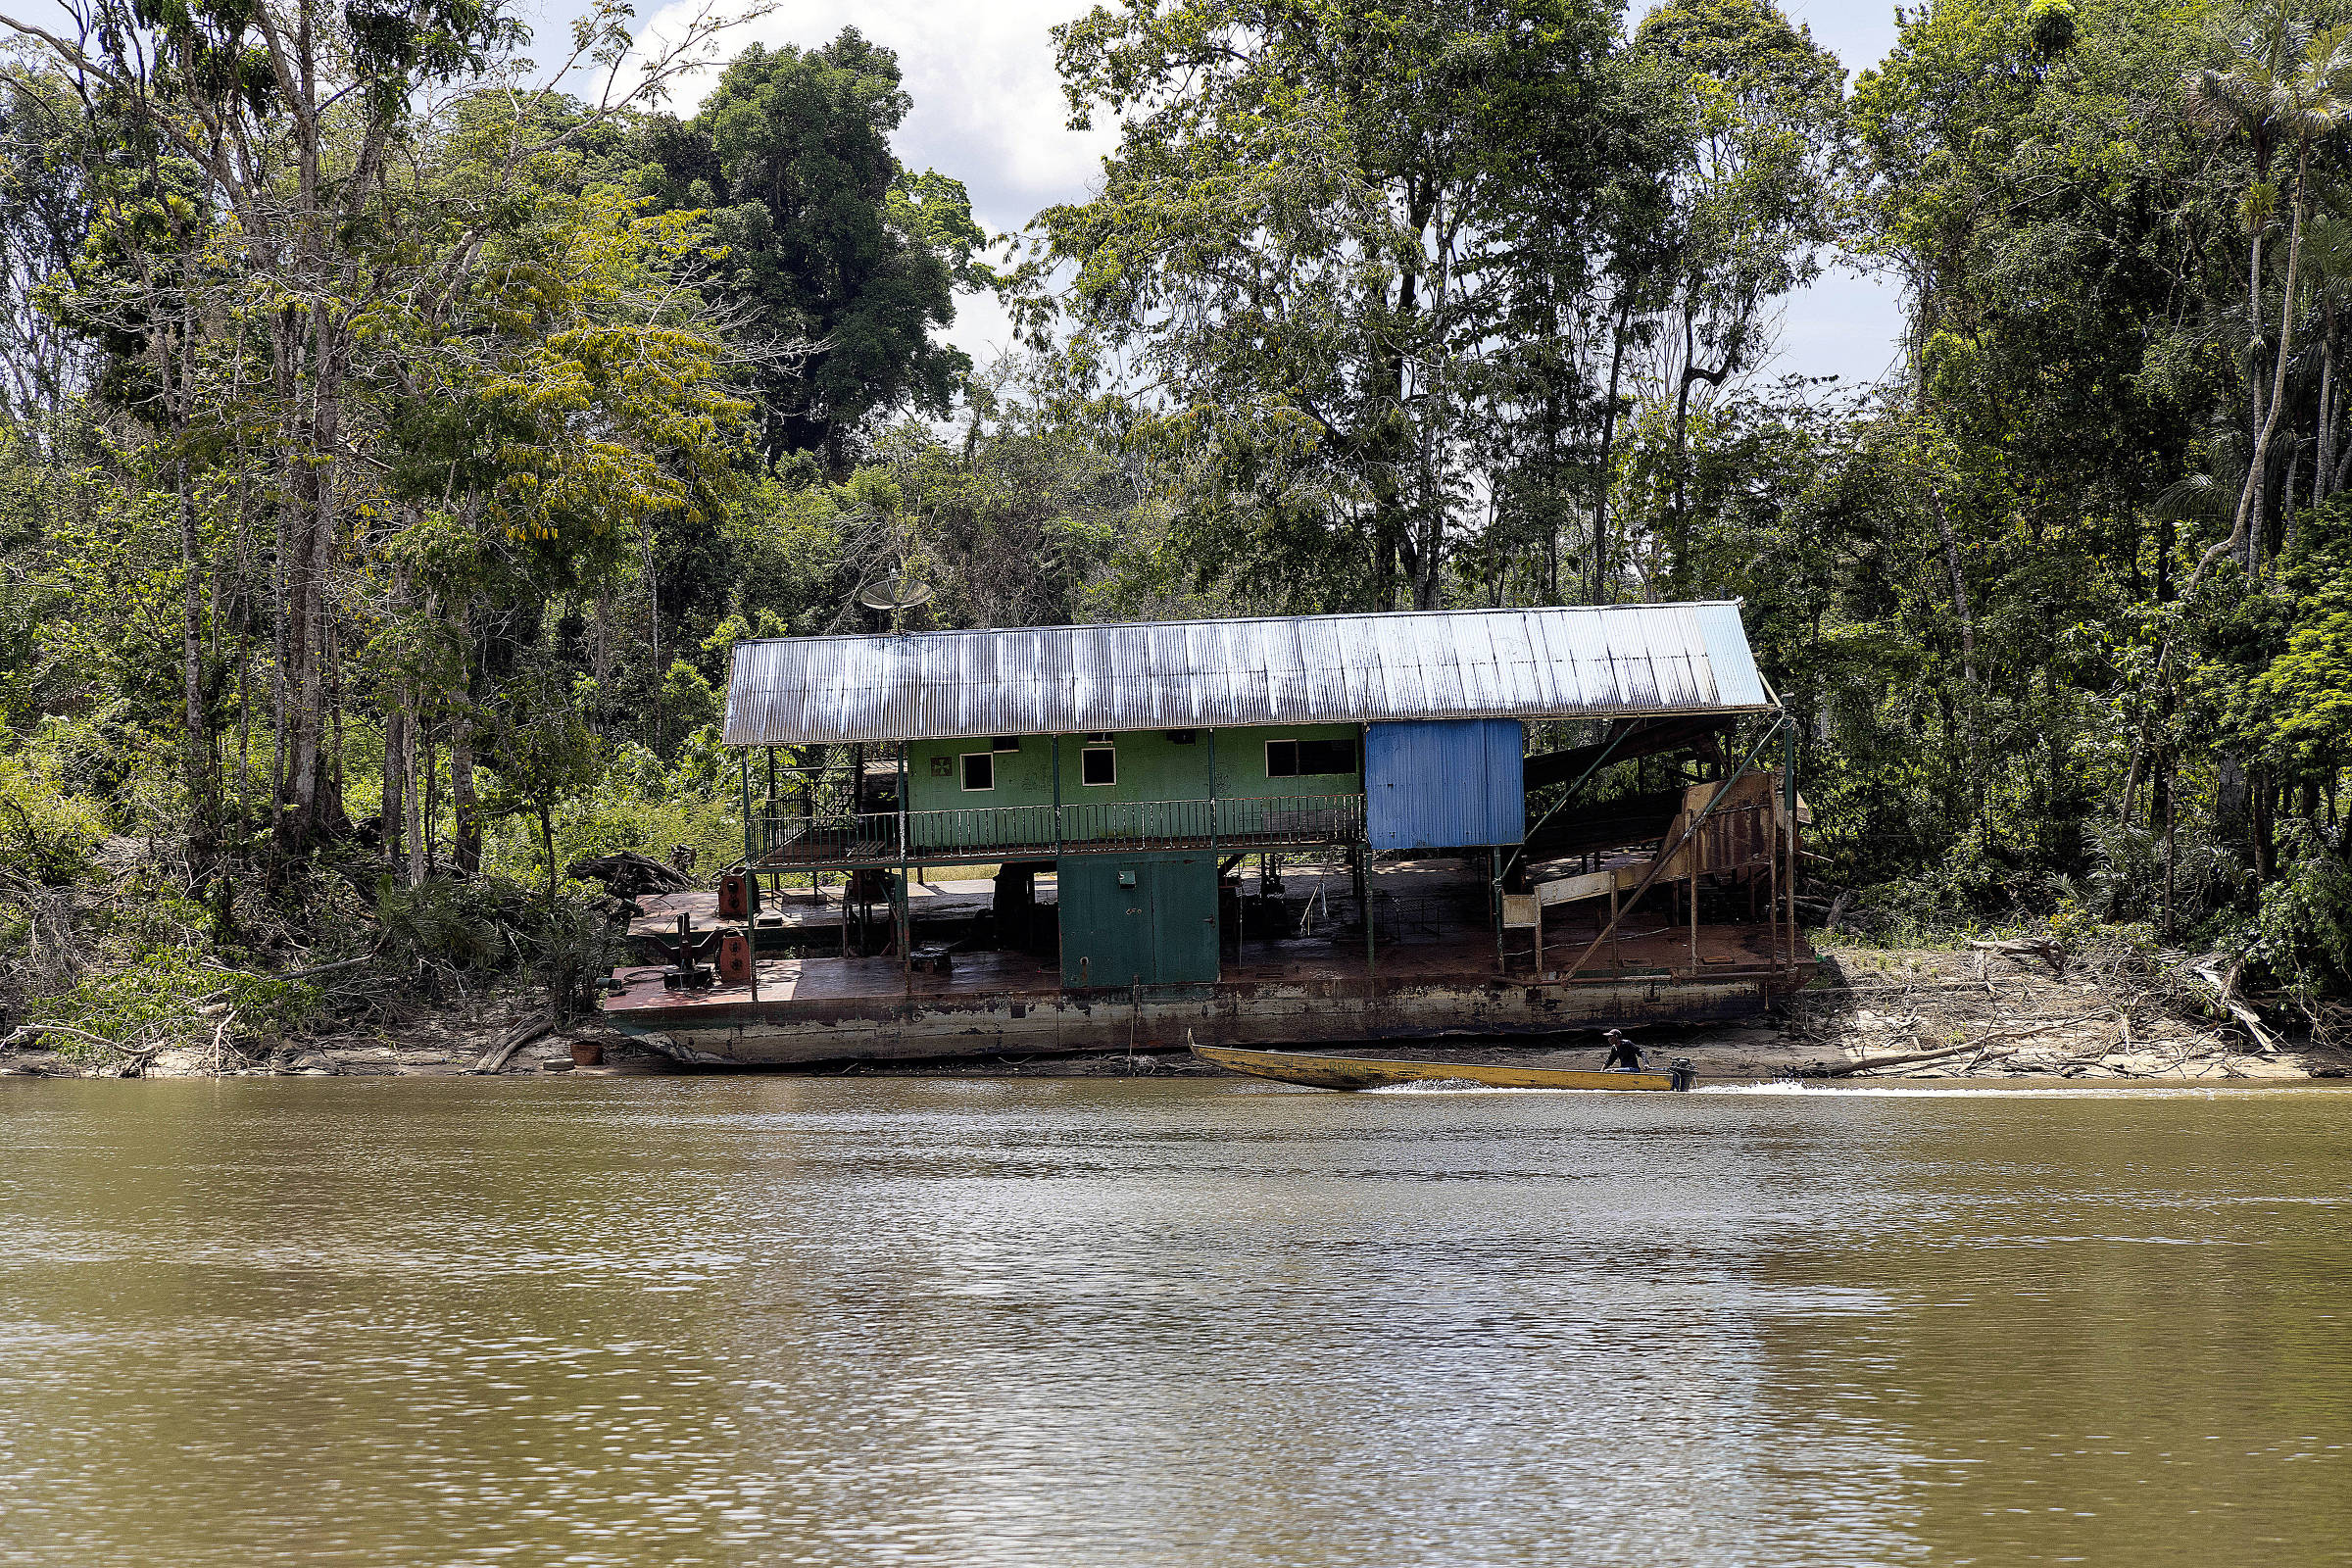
[{"xmin": 637, "ymin": 29, "xmax": 986, "ymax": 472}]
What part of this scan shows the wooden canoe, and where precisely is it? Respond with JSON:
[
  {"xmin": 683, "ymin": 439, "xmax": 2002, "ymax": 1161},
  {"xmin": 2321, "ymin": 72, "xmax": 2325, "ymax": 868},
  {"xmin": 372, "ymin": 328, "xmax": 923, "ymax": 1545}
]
[{"xmin": 1192, "ymin": 1043, "xmax": 1693, "ymax": 1092}]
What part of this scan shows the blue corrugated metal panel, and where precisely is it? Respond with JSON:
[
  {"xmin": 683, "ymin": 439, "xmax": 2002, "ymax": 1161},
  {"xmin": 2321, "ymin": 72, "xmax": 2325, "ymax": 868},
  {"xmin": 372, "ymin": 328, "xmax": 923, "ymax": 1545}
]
[{"xmin": 1365, "ymin": 720, "xmax": 1526, "ymax": 850}]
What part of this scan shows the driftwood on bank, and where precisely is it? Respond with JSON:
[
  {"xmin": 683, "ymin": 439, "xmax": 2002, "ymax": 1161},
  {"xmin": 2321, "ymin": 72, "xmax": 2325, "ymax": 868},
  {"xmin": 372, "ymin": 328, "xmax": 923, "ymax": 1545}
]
[
  {"xmin": 2187, "ymin": 955, "xmax": 2279, "ymax": 1054},
  {"xmin": 469, "ymin": 1016, "xmax": 553, "ymax": 1074},
  {"xmin": 1814, "ymin": 1010, "xmax": 2117, "ymax": 1077},
  {"xmin": 1968, "ymin": 935, "xmax": 2067, "ymax": 970}
]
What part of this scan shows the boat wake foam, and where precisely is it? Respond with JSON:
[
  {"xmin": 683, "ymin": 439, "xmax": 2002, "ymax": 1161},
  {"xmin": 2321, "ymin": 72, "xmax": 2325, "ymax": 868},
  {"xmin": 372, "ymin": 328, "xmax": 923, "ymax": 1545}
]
[
  {"xmin": 1692, "ymin": 1081, "xmax": 2311, "ymax": 1100},
  {"xmin": 1365, "ymin": 1078, "xmax": 1597, "ymax": 1095}
]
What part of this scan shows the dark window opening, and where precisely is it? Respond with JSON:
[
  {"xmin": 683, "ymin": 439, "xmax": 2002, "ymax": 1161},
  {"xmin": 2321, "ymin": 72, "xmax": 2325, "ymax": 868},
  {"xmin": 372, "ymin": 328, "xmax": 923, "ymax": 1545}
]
[
  {"xmin": 1085, "ymin": 731, "xmax": 1114, "ymax": 744},
  {"xmin": 1164, "ymin": 729, "xmax": 1197, "ymax": 745},
  {"xmin": 1300, "ymin": 738, "xmax": 1357, "ymax": 775},
  {"xmin": 961, "ymin": 753, "xmax": 995, "ymax": 791},
  {"xmin": 1081, "ymin": 746, "xmax": 1116, "ymax": 786},
  {"xmin": 1265, "ymin": 737, "xmax": 1358, "ymax": 778},
  {"xmin": 991, "ymin": 735, "xmax": 1021, "ymax": 753}
]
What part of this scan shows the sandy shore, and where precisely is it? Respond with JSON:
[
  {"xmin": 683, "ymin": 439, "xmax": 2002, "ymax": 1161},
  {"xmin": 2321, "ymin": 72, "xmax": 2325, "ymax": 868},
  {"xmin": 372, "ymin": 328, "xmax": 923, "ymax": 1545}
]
[{"xmin": 5, "ymin": 943, "xmax": 2342, "ymax": 1083}]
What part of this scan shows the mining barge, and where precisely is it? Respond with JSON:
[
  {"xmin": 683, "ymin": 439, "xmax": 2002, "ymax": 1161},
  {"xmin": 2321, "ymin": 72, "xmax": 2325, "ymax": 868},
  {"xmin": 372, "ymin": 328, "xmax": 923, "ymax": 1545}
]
[{"xmin": 601, "ymin": 603, "xmax": 1815, "ymax": 1065}]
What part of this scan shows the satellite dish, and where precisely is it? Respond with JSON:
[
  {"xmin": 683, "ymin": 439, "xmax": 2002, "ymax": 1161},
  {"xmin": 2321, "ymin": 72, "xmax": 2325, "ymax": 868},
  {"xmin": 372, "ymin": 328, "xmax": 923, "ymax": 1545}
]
[{"xmin": 858, "ymin": 578, "xmax": 935, "ymax": 613}]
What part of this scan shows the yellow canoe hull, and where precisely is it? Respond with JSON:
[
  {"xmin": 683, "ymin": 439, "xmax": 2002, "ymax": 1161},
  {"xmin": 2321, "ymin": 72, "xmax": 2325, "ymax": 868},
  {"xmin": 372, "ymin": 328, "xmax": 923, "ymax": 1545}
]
[{"xmin": 1191, "ymin": 1043, "xmax": 1691, "ymax": 1093}]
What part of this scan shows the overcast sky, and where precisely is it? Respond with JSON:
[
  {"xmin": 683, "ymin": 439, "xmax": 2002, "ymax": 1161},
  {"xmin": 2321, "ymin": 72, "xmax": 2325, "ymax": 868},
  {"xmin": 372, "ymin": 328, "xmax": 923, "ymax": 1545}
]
[{"xmin": 584, "ymin": 0, "xmax": 1912, "ymax": 389}]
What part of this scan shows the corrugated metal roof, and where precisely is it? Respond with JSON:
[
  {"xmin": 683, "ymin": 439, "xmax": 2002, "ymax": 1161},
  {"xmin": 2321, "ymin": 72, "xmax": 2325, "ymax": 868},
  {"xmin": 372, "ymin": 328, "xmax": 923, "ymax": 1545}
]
[{"xmin": 722, "ymin": 603, "xmax": 1775, "ymax": 747}]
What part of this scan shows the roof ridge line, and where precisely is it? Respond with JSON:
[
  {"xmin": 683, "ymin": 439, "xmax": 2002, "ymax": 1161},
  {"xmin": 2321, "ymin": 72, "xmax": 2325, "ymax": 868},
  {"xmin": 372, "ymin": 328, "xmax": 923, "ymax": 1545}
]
[{"xmin": 733, "ymin": 601, "xmax": 1740, "ymax": 651}]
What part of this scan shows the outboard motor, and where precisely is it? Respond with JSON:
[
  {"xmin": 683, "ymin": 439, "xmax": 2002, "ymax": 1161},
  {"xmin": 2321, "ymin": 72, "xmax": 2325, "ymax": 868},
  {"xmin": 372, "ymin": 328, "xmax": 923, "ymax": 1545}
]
[{"xmin": 1668, "ymin": 1056, "xmax": 1697, "ymax": 1093}]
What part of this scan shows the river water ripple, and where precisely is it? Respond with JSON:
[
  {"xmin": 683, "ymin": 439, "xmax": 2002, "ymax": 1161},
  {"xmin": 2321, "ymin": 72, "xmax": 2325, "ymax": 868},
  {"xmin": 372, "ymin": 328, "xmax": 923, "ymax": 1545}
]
[{"xmin": 2, "ymin": 1078, "xmax": 2348, "ymax": 1566}]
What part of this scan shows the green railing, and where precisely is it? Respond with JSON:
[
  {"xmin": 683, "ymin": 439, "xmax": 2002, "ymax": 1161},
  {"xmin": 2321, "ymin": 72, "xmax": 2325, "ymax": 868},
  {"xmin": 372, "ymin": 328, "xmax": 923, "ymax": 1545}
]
[{"xmin": 757, "ymin": 794, "xmax": 1365, "ymax": 868}]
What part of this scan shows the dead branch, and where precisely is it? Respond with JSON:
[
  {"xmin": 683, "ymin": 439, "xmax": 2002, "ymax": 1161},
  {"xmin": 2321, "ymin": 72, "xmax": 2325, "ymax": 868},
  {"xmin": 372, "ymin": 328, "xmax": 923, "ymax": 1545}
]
[
  {"xmin": 2188, "ymin": 955, "xmax": 2279, "ymax": 1054},
  {"xmin": 2, "ymin": 1020, "xmax": 120, "ymax": 1052}
]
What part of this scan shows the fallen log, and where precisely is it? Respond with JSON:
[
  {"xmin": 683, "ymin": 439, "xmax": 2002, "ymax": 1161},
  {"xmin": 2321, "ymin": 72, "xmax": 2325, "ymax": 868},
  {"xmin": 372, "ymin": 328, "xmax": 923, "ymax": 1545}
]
[
  {"xmin": 2188, "ymin": 956, "xmax": 2278, "ymax": 1054},
  {"xmin": 1813, "ymin": 1037, "xmax": 1986, "ymax": 1076},
  {"xmin": 469, "ymin": 1016, "xmax": 553, "ymax": 1075},
  {"xmin": 1813, "ymin": 1011, "xmax": 2113, "ymax": 1077},
  {"xmin": 568, "ymin": 852, "xmax": 694, "ymax": 898},
  {"xmin": 1968, "ymin": 936, "xmax": 2067, "ymax": 971}
]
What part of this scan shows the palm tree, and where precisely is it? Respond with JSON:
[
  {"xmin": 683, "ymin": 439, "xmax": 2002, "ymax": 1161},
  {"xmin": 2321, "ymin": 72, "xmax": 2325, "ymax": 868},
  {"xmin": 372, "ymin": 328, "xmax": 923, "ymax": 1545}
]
[{"xmin": 2182, "ymin": 4, "xmax": 2352, "ymax": 589}]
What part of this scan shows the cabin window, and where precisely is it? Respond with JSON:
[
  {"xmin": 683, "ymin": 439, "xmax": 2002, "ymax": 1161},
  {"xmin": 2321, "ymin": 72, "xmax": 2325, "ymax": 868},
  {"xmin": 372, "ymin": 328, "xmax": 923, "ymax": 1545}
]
[
  {"xmin": 960, "ymin": 753, "xmax": 995, "ymax": 792},
  {"xmin": 1164, "ymin": 729, "xmax": 1197, "ymax": 745},
  {"xmin": 1265, "ymin": 737, "xmax": 1357, "ymax": 778},
  {"xmin": 1080, "ymin": 746, "xmax": 1116, "ymax": 786},
  {"xmin": 1085, "ymin": 731, "xmax": 1114, "ymax": 744},
  {"xmin": 991, "ymin": 736, "xmax": 1021, "ymax": 753}
]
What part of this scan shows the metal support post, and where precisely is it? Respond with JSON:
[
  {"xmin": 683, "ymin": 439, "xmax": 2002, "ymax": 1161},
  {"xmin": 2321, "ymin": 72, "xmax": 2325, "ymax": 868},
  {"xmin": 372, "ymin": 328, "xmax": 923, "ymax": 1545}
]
[
  {"xmin": 1493, "ymin": 846, "xmax": 1506, "ymax": 975},
  {"xmin": 1784, "ymin": 719, "xmax": 1799, "ymax": 973},
  {"xmin": 1206, "ymin": 728, "xmax": 1218, "ymax": 858},
  {"xmin": 899, "ymin": 745, "xmax": 910, "ymax": 993},
  {"xmin": 1689, "ymin": 857, "xmax": 1698, "ymax": 973},
  {"xmin": 739, "ymin": 748, "xmax": 757, "ymax": 912}
]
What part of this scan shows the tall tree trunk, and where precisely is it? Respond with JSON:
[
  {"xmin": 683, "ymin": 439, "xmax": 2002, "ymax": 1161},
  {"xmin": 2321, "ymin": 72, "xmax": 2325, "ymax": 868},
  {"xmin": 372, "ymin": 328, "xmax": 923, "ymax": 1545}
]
[
  {"xmin": 1930, "ymin": 484, "xmax": 1980, "ymax": 824},
  {"xmin": 1590, "ymin": 297, "xmax": 1632, "ymax": 605},
  {"xmin": 271, "ymin": 308, "xmax": 330, "ymax": 849},
  {"xmin": 175, "ymin": 283, "xmax": 209, "ymax": 847},
  {"xmin": 178, "ymin": 455, "xmax": 208, "ymax": 846},
  {"xmin": 540, "ymin": 805, "xmax": 558, "ymax": 905},
  {"xmin": 2197, "ymin": 162, "xmax": 2308, "ymax": 594},
  {"xmin": 1930, "ymin": 485, "xmax": 1976, "ymax": 688},
  {"xmin": 382, "ymin": 694, "xmax": 406, "ymax": 876},
  {"xmin": 404, "ymin": 682, "xmax": 426, "ymax": 886},
  {"xmin": 446, "ymin": 598, "xmax": 480, "ymax": 876},
  {"xmin": 2317, "ymin": 306, "xmax": 2336, "ymax": 507}
]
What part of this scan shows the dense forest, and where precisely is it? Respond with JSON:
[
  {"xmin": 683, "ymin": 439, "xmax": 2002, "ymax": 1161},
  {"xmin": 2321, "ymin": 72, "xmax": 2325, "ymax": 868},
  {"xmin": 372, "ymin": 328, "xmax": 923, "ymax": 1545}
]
[{"xmin": 0, "ymin": 0, "xmax": 2346, "ymax": 1056}]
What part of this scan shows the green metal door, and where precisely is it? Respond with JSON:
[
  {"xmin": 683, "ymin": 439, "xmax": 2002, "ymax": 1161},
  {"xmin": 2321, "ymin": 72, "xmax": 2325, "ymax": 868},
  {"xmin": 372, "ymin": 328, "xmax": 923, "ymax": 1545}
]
[
  {"xmin": 1058, "ymin": 854, "xmax": 1219, "ymax": 988},
  {"xmin": 1145, "ymin": 855, "xmax": 1220, "ymax": 984}
]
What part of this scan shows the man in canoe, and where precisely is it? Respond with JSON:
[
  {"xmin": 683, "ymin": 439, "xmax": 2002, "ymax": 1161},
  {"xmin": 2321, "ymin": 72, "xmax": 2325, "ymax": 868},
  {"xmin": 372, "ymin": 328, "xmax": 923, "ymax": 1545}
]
[{"xmin": 1600, "ymin": 1029, "xmax": 1644, "ymax": 1072}]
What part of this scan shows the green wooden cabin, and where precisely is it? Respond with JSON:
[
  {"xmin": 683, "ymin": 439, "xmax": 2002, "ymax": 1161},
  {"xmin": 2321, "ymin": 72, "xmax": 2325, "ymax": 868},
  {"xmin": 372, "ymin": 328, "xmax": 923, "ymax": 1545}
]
[{"xmin": 719, "ymin": 606, "xmax": 1776, "ymax": 991}]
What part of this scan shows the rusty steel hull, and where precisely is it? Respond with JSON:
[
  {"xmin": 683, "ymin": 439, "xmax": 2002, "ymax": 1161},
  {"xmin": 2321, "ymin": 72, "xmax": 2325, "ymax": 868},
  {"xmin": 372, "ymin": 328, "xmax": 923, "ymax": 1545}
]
[{"xmin": 604, "ymin": 970, "xmax": 1799, "ymax": 1068}]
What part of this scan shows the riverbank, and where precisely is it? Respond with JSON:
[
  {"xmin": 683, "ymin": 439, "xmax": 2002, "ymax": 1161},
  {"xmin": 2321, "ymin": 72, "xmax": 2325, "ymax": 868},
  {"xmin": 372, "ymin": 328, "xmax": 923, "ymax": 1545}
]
[{"xmin": 4, "ymin": 939, "xmax": 2342, "ymax": 1082}]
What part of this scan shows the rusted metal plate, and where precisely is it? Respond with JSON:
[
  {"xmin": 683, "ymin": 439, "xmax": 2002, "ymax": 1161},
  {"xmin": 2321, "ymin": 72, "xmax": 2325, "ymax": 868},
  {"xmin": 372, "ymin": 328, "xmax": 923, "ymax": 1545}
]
[
  {"xmin": 723, "ymin": 603, "xmax": 1774, "ymax": 746},
  {"xmin": 605, "ymin": 971, "xmax": 1795, "ymax": 1066}
]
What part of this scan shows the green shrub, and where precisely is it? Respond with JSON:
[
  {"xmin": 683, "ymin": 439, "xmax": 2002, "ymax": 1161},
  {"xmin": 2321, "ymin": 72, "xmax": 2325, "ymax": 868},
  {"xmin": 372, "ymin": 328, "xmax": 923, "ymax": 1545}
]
[
  {"xmin": 45, "ymin": 944, "xmax": 317, "ymax": 1056},
  {"xmin": 0, "ymin": 748, "xmax": 105, "ymax": 885},
  {"xmin": 374, "ymin": 875, "xmax": 531, "ymax": 971},
  {"xmin": 2251, "ymin": 823, "xmax": 2352, "ymax": 1002}
]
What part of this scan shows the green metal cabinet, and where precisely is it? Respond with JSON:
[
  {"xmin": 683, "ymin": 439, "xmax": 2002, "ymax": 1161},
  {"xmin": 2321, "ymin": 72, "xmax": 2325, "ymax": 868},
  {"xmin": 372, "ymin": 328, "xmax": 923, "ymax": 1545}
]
[{"xmin": 1057, "ymin": 853, "xmax": 1220, "ymax": 988}]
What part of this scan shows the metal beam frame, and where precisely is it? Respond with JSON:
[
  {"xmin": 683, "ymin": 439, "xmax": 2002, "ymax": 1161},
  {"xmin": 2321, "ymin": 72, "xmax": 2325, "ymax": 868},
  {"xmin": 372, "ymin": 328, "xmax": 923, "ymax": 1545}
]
[{"xmin": 1556, "ymin": 712, "xmax": 1789, "ymax": 984}]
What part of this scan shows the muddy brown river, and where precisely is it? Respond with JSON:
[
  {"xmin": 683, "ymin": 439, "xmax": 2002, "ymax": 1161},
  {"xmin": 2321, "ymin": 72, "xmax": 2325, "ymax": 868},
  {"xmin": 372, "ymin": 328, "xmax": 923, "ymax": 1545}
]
[{"xmin": 3, "ymin": 1077, "xmax": 2349, "ymax": 1566}]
